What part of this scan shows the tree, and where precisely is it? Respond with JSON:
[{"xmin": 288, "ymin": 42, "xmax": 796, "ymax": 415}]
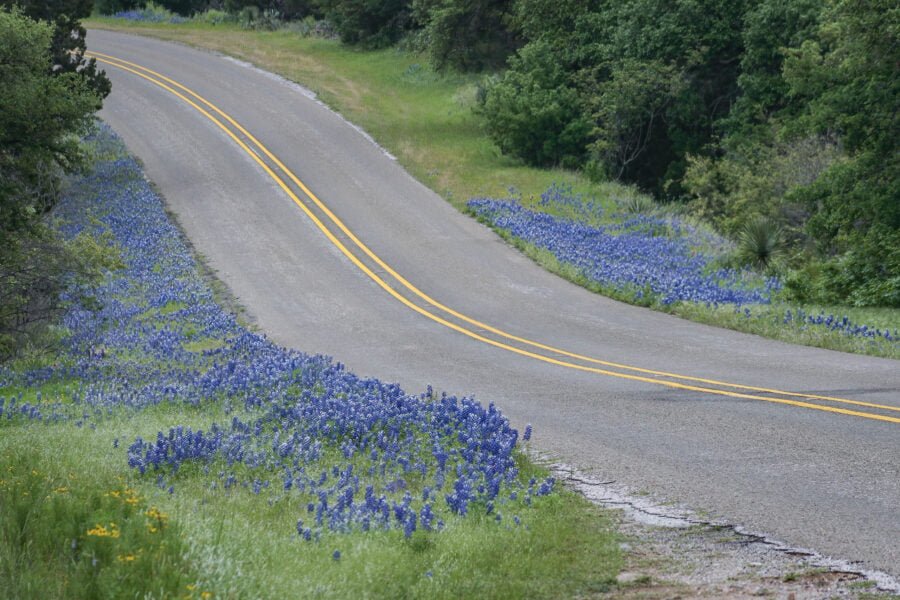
[
  {"xmin": 315, "ymin": 0, "xmax": 412, "ymax": 48},
  {"xmin": 0, "ymin": 8, "xmax": 109, "ymax": 355},
  {"xmin": 587, "ymin": 59, "xmax": 685, "ymax": 182},
  {"xmin": 413, "ymin": 0, "xmax": 520, "ymax": 72},
  {"xmin": 0, "ymin": 7, "xmax": 101, "ymax": 243},
  {"xmin": 0, "ymin": 0, "xmax": 111, "ymax": 98},
  {"xmin": 779, "ymin": 0, "xmax": 900, "ymax": 305},
  {"xmin": 478, "ymin": 40, "xmax": 591, "ymax": 167},
  {"xmin": 479, "ymin": 0, "xmax": 753, "ymax": 194}
]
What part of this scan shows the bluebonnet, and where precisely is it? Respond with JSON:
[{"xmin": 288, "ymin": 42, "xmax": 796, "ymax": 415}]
[
  {"xmin": 112, "ymin": 8, "xmax": 187, "ymax": 23},
  {"xmin": 469, "ymin": 186, "xmax": 778, "ymax": 306},
  {"xmin": 0, "ymin": 125, "xmax": 552, "ymax": 541},
  {"xmin": 468, "ymin": 186, "xmax": 897, "ymax": 345}
]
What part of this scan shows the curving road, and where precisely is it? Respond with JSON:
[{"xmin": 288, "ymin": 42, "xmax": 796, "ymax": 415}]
[{"xmin": 89, "ymin": 30, "xmax": 899, "ymax": 579}]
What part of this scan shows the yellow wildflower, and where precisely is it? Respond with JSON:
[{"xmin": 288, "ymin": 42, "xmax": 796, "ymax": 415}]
[
  {"xmin": 86, "ymin": 523, "xmax": 120, "ymax": 538},
  {"xmin": 146, "ymin": 506, "xmax": 169, "ymax": 522},
  {"xmin": 117, "ymin": 553, "xmax": 137, "ymax": 563}
]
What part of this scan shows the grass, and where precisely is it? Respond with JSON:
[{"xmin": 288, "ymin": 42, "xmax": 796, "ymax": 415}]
[
  {"xmin": 1, "ymin": 410, "xmax": 621, "ymax": 598},
  {"xmin": 674, "ymin": 302, "xmax": 900, "ymax": 359},
  {"xmin": 0, "ymin": 124, "xmax": 624, "ymax": 598},
  {"xmin": 85, "ymin": 17, "xmax": 898, "ymax": 358}
]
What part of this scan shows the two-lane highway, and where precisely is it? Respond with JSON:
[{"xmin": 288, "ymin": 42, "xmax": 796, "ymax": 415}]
[{"xmin": 90, "ymin": 30, "xmax": 899, "ymax": 578}]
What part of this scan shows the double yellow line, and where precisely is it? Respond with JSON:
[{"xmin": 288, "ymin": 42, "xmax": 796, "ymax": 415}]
[{"xmin": 88, "ymin": 50, "xmax": 900, "ymax": 424}]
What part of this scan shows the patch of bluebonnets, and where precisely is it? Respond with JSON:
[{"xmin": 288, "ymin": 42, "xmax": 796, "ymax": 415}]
[
  {"xmin": 0, "ymin": 125, "xmax": 552, "ymax": 542},
  {"xmin": 112, "ymin": 8, "xmax": 187, "ymax": 23},
  {"xmin": 468, "ymin": 187, "xmax": 897, "ymax": 343}
]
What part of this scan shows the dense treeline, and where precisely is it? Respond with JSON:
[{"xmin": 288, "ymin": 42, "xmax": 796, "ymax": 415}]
[
  {"xmin": 0, "ymin": 4, "xmax": 114, "ymax": 357},
  {"xmin": 479, "ymin": 0, "xmax": 898, "ymax": 307}
]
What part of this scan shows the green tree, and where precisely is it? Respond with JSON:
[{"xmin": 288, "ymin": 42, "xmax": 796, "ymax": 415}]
[
  {"xmin": 780, "ymin": 0, "xmax": 900, "ymax": 305},
  {"xmin": 480, "ymin": 0, "xmax": 753, "ymax": 194},
  {"xmin": 0, "ymin": 8, "xmax": 110, "ymax": 355},
  {"xmin": 723, "ymin": 0, "xmax": 822, "ymax": 146},
  {"xmin": 413, "ymin": 0, "xmax": 519, "ymax": 72},
  {"xmin": 586, "ymin": 59, "xmax": 685, "ymax": 182},
  {"xmin": 315, "ymin": 0, "xmax": 412, "ymax": 47},
  {"xmin": 478, "ymin": 40, "xmax": 591, "ymax": 167},
  {"xmin": 0, "ymin": 7, "xmax": 101, "ymax": 243},
  {"xmin": 0, "ymin": 0, "xmax": 111, "ymax": 98}
]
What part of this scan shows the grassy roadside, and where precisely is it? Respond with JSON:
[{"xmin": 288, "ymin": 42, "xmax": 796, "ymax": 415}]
[
  {"xmin": 84, "ymin": 18, "xmax": 898, "ymax": 359},
  {"xmin": 1, "ymin": 125, "xmax": 623, "ymax": 598},
  {"xmin": 1, "ymin": 416, "xmax": 621, "ymax": 598}
]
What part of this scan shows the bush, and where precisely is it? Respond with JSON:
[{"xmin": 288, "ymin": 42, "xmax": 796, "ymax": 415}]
[
  {"xmin": 95, "ymin": 0, "xmax": 145, "ymax": 15},
  {"xmin": 479, "ymin": 40, "xmax": 591, "ymax": 168},
  {"xmin": 737, "ymin": 216, "xmax": 782, "ymax": 271},
  {"xmin": 412, "ymin": 0, "xmax": 519, "ymax": 72},
  {"xmin": 316, "ymin": 0, "xmax": 412, "ymax": 48}
]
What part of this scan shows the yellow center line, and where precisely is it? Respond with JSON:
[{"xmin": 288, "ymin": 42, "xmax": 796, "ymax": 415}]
[
  {"xmin": 89, "ymin": 52, "xmax": 900, "ymax": 425},
  {"xmin": 88, "ymin": 51, "xmax": 900, "ymax": 416}
]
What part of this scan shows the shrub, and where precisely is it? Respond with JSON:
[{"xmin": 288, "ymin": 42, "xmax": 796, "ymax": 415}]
[
  {"xmin": 316, "ymin": 0, "xmax": 412, "ymax": 48},
  {"xmin": 479, "ymin": 40, "xmax": 591, "ymax": 168},
  {"xmin": 736, "ymin": 216, "xmax": 782, "ymax": 271}
]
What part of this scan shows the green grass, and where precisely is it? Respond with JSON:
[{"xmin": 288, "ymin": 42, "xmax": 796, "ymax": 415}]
[
  {"xmin": 0, "ymin": 432, "xmax": 200, "ymax": 599},
  {"xmin": 85, "ymin": 18, "xmax": 898, "ymax": 358},
  {"xmin": 0, "ymin": 411, "xmax": 621, "ymax": 598},
  {"xmin": 673, "ymin": 303, "xmax": 900, "ymax": 359},
  {"xmin": 1, "ymin": 118, "xmax": 624, "ymax": 598}
]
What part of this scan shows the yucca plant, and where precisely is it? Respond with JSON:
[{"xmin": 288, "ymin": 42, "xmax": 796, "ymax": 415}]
[
  {"xmin": 616, "ymin": 194, "xmax": 656, "ymax": 215},
  {"xmin": 738, "ymin": 216, "xmax": 783, "ymax": 270}
]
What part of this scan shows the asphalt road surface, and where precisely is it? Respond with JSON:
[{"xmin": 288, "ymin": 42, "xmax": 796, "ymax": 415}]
[{"xmin": 89, "ymin": 30, "xmax": 899, "ymax": 579}]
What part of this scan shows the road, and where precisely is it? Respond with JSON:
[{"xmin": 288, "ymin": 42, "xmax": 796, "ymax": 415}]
[{"xmin": 89, "ymin": 30, "xmax": 899, "ymax": 579}]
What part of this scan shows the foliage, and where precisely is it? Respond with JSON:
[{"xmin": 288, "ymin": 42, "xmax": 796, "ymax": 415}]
[
  {"xmin": 0, "ymin": 9, "xmax": 101, "ymax": 245},
  {"xmin": 478, "ymin": 0, "xmax": 754, "ymax": 194},
  {"xmin": 152, "ymin": 0, "xmax": 208, "ymax": 16},
  {"xmin": 0, "ymin": 225, "xmax": 121, "ymax": 360},
  {"xmin": 737, "ymin": 216, "xmax": 782, "ymax": 271},
  {"xmin": 95, "ymin": 0, "xmax": 145, "ymax": 15},
  {"xmin": 412, "ymin": 0, "xmax": 519, "ymax": 72},
  {"xmin": 315, "ymin": 0, "xmax": 412, "ymax": 47},
  {"xmin": 722, "ymin": 0, "xmax": 822, "ymax": 145},
  {"xmin": 0, "ymin": 9, "xmax": 109, "ymax": 356},
  {"xmin": 222, "ymin": 0, "xmax": 318, "ymax": 20},
  {"xmin": 586, "ymin": 59, "xmax": 685, "ymax": 182},
  {"xmin": 777, "ymin": 0, "xmax": 900, "ymax": 306},
  {"xmin": 477, "ymin": 40, "xmax": 590, "ymax": 168},
  {"xmin": 0, "ymin": 0, "xmax": 111, "ymax": 98},
  {"xmin": 0, "ymin": 449, "xmax": 199, "ymax": 599},
  {"xmin": 683, "ymin": 134, "xmax": 842, "ymax": 237}
]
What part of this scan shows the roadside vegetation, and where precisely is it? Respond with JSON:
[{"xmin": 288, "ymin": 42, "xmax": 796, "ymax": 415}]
[
  {"xmin": 2, "ymin": 2, "xmax": 893, "ymax": 596},
  {"xmin": 88, "ymin": 1, "xmax": 898, "ymax": 357},
  {"xmin": 2, "ymin": 5, "xmax": 622, "ymax": 596},
  {"xmin": 1, "ymin": 125, "xmax": 621, "ymax": 597}
]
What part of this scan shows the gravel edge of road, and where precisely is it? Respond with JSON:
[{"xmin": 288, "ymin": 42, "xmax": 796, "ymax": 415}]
[{"xmin": 546, "ymin": 460, "xmax": 899, "ymax": 598}]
